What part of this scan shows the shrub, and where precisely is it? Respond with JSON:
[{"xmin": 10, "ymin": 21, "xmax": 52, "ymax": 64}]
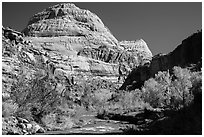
[
  {"xmin": 172, "ymin": 66, "xmax": 193, "ymax": 108},
  {"xmin": 64, "ymin": 78, "xmax": 118, "ymax": 110},
  {"xmin": 190, "ymin": 71, "xmax": 202, "ymax": 94},
  {"xmin": 41, "ymin": 113, "xmax": 74, "ymax": 130},
  {"xmin": 189, "ymin": 71, "xmax": 202, "ymax": 106},
  {"xmin": 142, "ymin": 78, "xmax": 165, "ymax": 108},
  {"xmin": 8, "ymin": 61, "xmax": 118, "ymax": 128},
  {"xmin": 99, "ymin": 89, "xmax": 151, "ymax": 114},
  {"xmin": 141, "ymin": 66, "xmax": 200, "ymax": 110},
  {"xmin": 9, "ymin": 67, "xmax": 62, "ymax": 122},
  {"xmin": 2, "ymin": 101, "xmax": 18, "ymax": 117},
  {"xmin": 117, "ymin": 90, "xmax": 150, "ymax": 111}
]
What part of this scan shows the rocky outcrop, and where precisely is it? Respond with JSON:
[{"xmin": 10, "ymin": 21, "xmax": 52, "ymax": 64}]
[
  {"xmin": 2, "ymin": 26, "xmax": 119, "ymax": 99},
  {"xmin": 2, "ymin": 27, "xmax": 46, "ymax": 99},
  {"xmin": 78, "ymin": 46, "xmax": 138, "ymax": 67},
  {"xmin": 2, "ymin": 3, "xmax": 153, "ymax": 135},
  {"xmin": 2, "ymin": 5, "xmax": 155, "ymax": 116},
  {"xmin": 2, "ymin": 116, "xmax": 45, "ymax": 135},
  {"xmin": 22, "ymin": 3, "xmax": 118, "ymax": 48},
  {"xmin": 22, "ymin": 3, "xmax": 152, "ymax": 77},
  {"xmin": 119, "ymin": 39, "xmax": 153, "ymax": 66},
  {"xmin": 2, "ymin": 3, "xmax": 154, "ymax": 103},
  {"xmin": 22, "ymin": 37, "xmax": 119, "ymax": 77},
  {"xmin": 2, "ymin": 28, "xmax": 48, "ymax": 135},
  {"xmin": 78, "ymin": 39, "xmax": 152, "ymax": 69},
  {"xmin": 120, "ymin": 31, "xmax": 202, "ymax": 90}
]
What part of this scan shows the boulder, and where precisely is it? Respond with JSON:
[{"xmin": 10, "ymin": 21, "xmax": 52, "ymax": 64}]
[
  {"xmin": 33, "ymin": 124, "xmax": 45, "ymax": 133},
  {"xmin": 17, "ymin": 117, "xmax": 29, "ymax": 123},
  {"xmin": 26, "ymin": 124, "xmax": 33, "ymax": 130},
  {"xmin": 2, "ymin": 117, "xmax": 22, "ymax": 135}
]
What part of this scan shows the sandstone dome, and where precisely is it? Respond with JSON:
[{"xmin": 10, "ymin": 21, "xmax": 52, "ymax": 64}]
[{"xmin": 22, "ymin": 3, "xmax": 118, "ymax": 47}]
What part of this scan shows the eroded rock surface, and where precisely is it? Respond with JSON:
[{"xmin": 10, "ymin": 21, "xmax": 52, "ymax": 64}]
[
  {"xmin": 21, "ymin": 3, "xmax": 153, "ymax": 78},
  {"xmin": 119, "ymin": 39, "xmax": 152, "ymax": 66},
  {"xmin": 2, "ymin": 3, "xmax": 154, "ymax": 134},
  {"xmin": 78, "ymin": 39, "xmax": 152, "ymax": 68},
  {"xmin": 22, "ymin": 3, "xmax": 117, "ymax": 47}
]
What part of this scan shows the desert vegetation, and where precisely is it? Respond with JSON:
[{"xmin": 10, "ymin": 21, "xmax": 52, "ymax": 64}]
[
  {"xmin": 97, "ymin": 65, "xmax": 202, "ymax": 134},
  {"xmin": 2, "ymin": 57, "xmax": 119, "ymax": 134},
  {"xmin": 2, "ymin": 33, "xmax": 202, "ymax": 134},
  {"xmin": 2, "ymin": 46, "xmax": 202, "ymax": 134},
  {"xmin": 2, "ymin": 3, "xmax": 202, "ymax": 135}
]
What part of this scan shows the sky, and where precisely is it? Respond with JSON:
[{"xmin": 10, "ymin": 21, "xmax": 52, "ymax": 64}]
[{"xmin": 2, "ymin": 2, "xmax": 202, "ymax": 55}]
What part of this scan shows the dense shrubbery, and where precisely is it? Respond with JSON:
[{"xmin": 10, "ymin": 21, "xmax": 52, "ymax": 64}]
[
  {"xmin": 142, "ymin": 66, "xmax": 201, "ymax": 109},
  {"xmin": 9, "ymin": 68, "xmax": 64, "ymax": 125},
  {"xmin": 122, "ymin": 66, "xmax": 202, "ymax": 135},
  {"xmin": 4, "ymin": 56, "xmax": 201, "ymax": 134},
  {"xmin": 100, "ymin": 66, "xmax": 202, "ymax": 135},
  {"xmin": 97, "ymin": 89, "xmax": 152, "ymax": 116},
  {"xmin": 4, "ymin": 61, "xmax": 118, "ymax": 130},
  {"xmin": 98, "ymin": 66, "xmax": 202, "ymax": 116},
  {"xmin": 2, "ymin": 101, "xmax": 18, "ymax": 117},
  {"xmin": 68, "ymin": 78, "xmax": 118, "ymax": 109}
]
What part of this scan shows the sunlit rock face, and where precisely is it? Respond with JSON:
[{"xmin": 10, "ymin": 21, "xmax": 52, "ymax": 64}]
[
  {"xmin": 119, "ymin": 39, "xmax": 153, "ymax": 66},
  {"xmin": 22, "ymin": 3, "xmax": 118, "ymax": 48},
  {"xmin": 21, "ymin": 3, "xmax": 153, "ymax": 77},
  {"xmin": 2, "ymin": 3, "xmax": 154, "ymax": 97}
]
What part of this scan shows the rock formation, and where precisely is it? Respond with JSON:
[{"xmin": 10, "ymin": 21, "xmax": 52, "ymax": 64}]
[
  {"xmin": 120, "ymin": 31, "xmax": 202, "ymax": 90},
  {"xmin": 21, "ymin": 3, "xmax": 152, "ymax": 78},
  {"xmin": 119, "ymin": 39, "xmax": 153, "ymax": 66},
  {"xmin": 22, "ymin": 3, "xmax": 117, "ymax": 47},
  {"xmin": 2, "ymin": 27, "xmax": 45, "ymax": 99},
  {"xmin": 78, "ymin": 39, "xmax": 152, "ymax": 68},
  {"xmin": 2, "ymin": 2, "xmax": 202, "ymax": 135},
  {"xmin": 2, "ymin": 3, "xmax": 154, "ymax": 98}
]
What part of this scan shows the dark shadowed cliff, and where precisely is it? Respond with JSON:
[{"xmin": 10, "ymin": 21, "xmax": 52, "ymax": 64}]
[{"xmin": 120, "ymin": 31, "xmax": 202, "ymax": 90}]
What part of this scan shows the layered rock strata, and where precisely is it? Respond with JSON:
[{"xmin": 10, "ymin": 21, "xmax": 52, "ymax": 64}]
[
  {"xmin": 2, "ymin": 3, "xmax": 154, "ymax": 97},
  {"xmin": 22, "ymin": 3, "xmax": 153, "ymax": 77},
  {"xmin": 22, "ymin": 3, "xmax": 117, "ymax": 47}
]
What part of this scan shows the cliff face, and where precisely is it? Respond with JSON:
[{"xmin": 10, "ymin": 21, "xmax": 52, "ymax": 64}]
[
  {"xmin": 2, "ymin": 27, "xmax": 44, "ymax": 98},
  {"xmin": 151, "ymin": 31, "xmax": 202, "ymax": 74},
  {"xmin": 78, "ymin": 39, "xmax": 152, "ymax": 69},
  {"xmin": 21, "ymin": 3, "xmax": 152, "ymax": 77},
  {"xmin": 22, "ymin": 3, "xmax": 117, "ymax": 47},
  {"xmin": 120, "ymin": 31, "xmax": 202, "ymax": 90},
  {"xmin": 4, "ymin": 3, "xmax": 201, "ymax": 93},
  {"xmin": 3, "ymin": 3, "xmax": 153, "ymax": 97},
  {"xmin": 119, "ymin": 39, "xmax": 153, "ymax": 66}
]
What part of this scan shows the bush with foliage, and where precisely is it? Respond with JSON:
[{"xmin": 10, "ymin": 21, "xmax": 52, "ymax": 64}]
[
  {"xmin": 6, "ymin": 60, "xmax": 118, "ymax": 129},
  {"xmin": 41, "ymin": 112, "xmax": 74, "ymax": 131},
  {"xmin": 2, "ymin": 100, "xmax": 18, "ymax": 117},
  {"xmin": 98, "ymin": 89, "xmax": 151, "ymax": 115},
  {"xmin": 64, "ymin": 78, "xmax": 118, "ymax": 110},
  {"xmin": 141, "ymin": 66, "xmax": 201, "ymax": 110},
  {"xmin": 115, "ymin": 89, "xmax": 151, "ymax": 111},
  {"xmin": 10, "ymin": 68, "xmax": 62, "ymax": 122}
]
